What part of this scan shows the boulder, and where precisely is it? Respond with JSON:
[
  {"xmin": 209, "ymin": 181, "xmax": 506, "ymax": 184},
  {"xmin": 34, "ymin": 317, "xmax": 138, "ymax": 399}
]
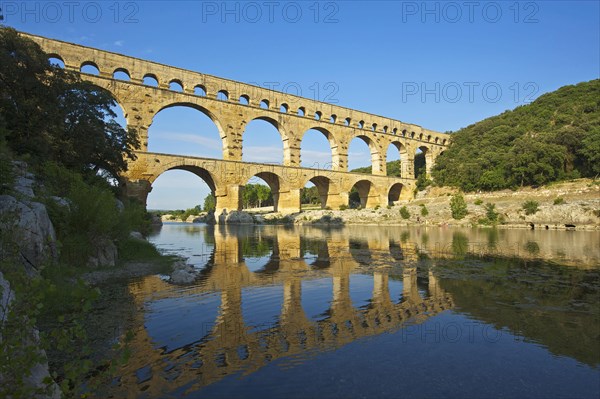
[
  {"xmin": 129, "ymin": 231, "xmax": 145, "ymax": 241},
  {"xmin": 218, "ymin": 210, "xmax": 254, "ymax": 224},
  {"xmin": 87, "ymin": 238, "xmax": 118, "ymax": 268},
  {"xmin": 0, "ymin": 195, "xmax": 57, "ymax": 273},
  {"xmin": 169, "ymin": 259, "xmax": 199, "ymax": 284}
]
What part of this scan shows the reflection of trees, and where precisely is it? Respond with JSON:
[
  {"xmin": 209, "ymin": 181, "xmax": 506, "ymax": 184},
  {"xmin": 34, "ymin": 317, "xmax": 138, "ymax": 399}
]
[
  {"xmin": 451, "ymin": 232, "xmax": 469, "ymax": 257},
  {"xmin": 486, "ymin": 228, "xmax": 498, "ymax": 250},
  {"xmin": 438, "ymin": 257, "xmax": 600, "ymax": 367},
  {"xmin": 240, "ymin": 236, "xmax": 272, "ymax": 258}
]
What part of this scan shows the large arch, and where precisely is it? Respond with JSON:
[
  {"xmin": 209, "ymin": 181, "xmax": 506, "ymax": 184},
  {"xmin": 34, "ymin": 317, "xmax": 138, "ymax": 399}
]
[
  {"xmin": 349, "ymin": 179, "xmax": 375, "ymax": 209},
  {"xmin": 300, "ymin": 128, "xmax": 338, "ymax": 169},
  {"xmin": 148, "ymin": 103, "xmax": 225, "ymax": 159},
  {"xmin": 147, "ymin": 165, "xmax": 218, "ymax": 211},
  {"xmin": 242, "ymin": 171, "xmax": 281, "ymax": 212},
  {"xmin": 301, "ymin": 175, "xmax": 337, "ymax": 209},
  {"xmin": 415, "ymin": 145, "xmax": 432, "ymax": 178},
  {"xmin": 241, "ymin": 117, "xmax": 287, "ymax": 164},
  {"xmin": 348, "ymin": 135, "xmax": 382, "ymax": 174},
  {"xmin": 386, "ymin": 141, "xmax": 409, "ymax": 177},
  {"xmin": 387, "ymin": 183, "xmax": 404, "ymax": 205}
]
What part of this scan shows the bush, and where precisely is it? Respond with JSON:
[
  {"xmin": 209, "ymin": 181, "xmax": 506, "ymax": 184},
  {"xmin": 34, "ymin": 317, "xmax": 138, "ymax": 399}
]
[
  {"xmin": 400, "ymin": 206, "xmax": 411, "ymax": 219},
  {"xmin": 474, "ymin": 198, "xmax": 483, "ymax": 205},
  {"xmin": 484, "ymin": 202, "xmax": 499, "ymax": 222},
  {"xmin": 450, "ymin": 193, "xmax": 468, "ymax": 219},
  {"xmin": 420, "ymin": 205, "xmax": 429, "ymax": 216},
  {"xmin": 553, "ymin": 197, "xmax": 565, "ymax": 205},
  {"xmin": 522, "ymin": 200, "xmax": 540, "ymax": 215},
  {"xmin": 339, "ymin": 204, "xmax": 348, "ymax": 211}
]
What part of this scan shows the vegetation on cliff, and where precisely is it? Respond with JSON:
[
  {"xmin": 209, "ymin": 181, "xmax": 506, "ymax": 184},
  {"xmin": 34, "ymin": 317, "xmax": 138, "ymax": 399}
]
[
  {"xmin": 0, "ymin": 26, "xmax": 157, "ymax": 398},
  {"xmin": 432, "ymin": 80, "xmax": 600, "ymax": 191}
]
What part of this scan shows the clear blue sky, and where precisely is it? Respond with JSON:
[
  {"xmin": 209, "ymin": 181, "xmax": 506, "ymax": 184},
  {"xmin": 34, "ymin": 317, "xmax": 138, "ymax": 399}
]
[{"xmin": 3, "ymin": 1, "xmax": 599, "ymax": 209}]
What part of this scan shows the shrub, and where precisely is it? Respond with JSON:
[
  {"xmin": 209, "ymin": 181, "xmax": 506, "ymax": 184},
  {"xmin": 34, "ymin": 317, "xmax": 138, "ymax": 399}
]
[
  {"xmin": 522, "ymin": 200, "xmax": 540, "ymax": 215},
  {"xmin": 450, "ymin": 193, "xmax": 468, "ymax": 219},
  {"xmin": 420, "ymin": 205, "xmax": 429, "ymax": 216},
  {"xmin": 400, "ymin": 206, "xmax": 410, "ymax": 219},
  {"xmin": 339, "ymin": 204, "xmax": 348, "ymax": 211},
  {"xmin": 474, "ymin": 198, "xmax": 483, "ymax": 205},
  {"xmin": 484, "ymin": 202, "xmax": 499, "ymax": 223},
  {"xmin": 553, "ymin": 197, "xmax": 565, "ymax": 205}
]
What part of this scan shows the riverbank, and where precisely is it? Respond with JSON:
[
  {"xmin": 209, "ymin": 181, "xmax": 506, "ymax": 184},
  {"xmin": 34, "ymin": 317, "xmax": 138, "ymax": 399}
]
[{"xmin": 158, "ymin": 179, "xmax": 600, "ymax": 230}]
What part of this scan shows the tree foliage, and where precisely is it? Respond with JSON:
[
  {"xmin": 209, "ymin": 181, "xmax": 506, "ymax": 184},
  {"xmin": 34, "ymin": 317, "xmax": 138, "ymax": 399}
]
[
  {"xmin": 432, "ymin": 80, "xmax": 600, "ymax": 191},
  {"xmin": 450, "ymin": 193, "xmax": 468, "ymax": 220},
  {"xmin": 0, "ymin": 27, "xmax": 139, "ymax": 176}
]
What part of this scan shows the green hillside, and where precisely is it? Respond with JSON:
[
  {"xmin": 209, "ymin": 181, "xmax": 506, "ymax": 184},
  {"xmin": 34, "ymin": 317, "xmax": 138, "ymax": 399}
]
[{"xmin": 432, "ymin": 80, "xmax": 600, "ymax": 191}]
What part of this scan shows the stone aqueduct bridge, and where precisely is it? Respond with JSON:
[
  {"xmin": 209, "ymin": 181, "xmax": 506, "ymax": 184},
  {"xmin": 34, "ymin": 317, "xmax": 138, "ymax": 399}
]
[{"xmin": 23, "ymin": 33, "xmax": 450, "ymax": 213}]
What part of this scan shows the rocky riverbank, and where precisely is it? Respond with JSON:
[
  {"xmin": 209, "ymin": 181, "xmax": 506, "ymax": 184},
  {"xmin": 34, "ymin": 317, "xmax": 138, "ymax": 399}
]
[{"xmin": 157, "ymin": 179, "xmax": 599, "ymax": 230}]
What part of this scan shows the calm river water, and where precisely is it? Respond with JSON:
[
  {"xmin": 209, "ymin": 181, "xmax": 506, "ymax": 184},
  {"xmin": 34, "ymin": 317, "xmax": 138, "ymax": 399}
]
[{"xmin": 104, "ymin": 223, "xmax": 600, "ymax": 398}]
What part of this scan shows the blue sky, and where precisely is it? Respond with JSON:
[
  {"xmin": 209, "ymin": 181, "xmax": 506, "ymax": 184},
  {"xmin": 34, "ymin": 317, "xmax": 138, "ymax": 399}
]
[{"xmin": 3, "ymin": 1, "xmax": 599, "ymax": 209}]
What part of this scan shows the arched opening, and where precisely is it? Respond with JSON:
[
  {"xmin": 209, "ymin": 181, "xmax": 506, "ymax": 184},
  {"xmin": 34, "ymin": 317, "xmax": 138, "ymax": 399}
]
[
  {"xmin": 301, "ymin": 176, "xmax": 333, "ymax": 210},
  {"xmin": 259, "ymin": 99, "xmax": 269, "ymax": 109},
  {"xmin": 194, "ymin": 85, "xmax": 207, "ymax": 96},
  {"xmin": 113, "ymin": 68, "xmax": 130, "ymax": 81},
  {"xmin": 301, "ymin": 128, "xmax": 334, "ymax": 169},
  {"xmin": 314, "ymin": 111, "xmax": 322, "ymax": 121},
  {"xmin": 348, "ymin": 136, "xmax": 379, "ymax": 173},
  {"xmin": 388, "ymin": 183, "xmax": 404, "ymax": 205},
  {"xmin": 348, "ymin": 180, "xmax": 374, "ymax": 209},
  {"xmin": 48, "ymin": 54, "xmax": 65, "ymax": 68},
  {"xmin": 169, "ymin": 80, "xmax": 183, "ymax": 92},
  {"xmin": 415, "ymin": 146, "xmax": 429, "ymax": 179},
  {"xmin": 239, "ymin": 95, "xmax": 250, "ymax": 105},
  {"xmin": 383, "ymin": 126, "xmax": 389, "ymax": 133},
  {"xmin": 358, "ymin": 120, "xmax": 365, "ymax": 129},
  {"xmin": 345, "ymin": 117, "xmax": 351, "ymax": 126},
  {"xmin": 80, "ymin": 61, "xmax": 99, "ymax": 75},
  {"xmin": 330, "ymin": 114, "xmax": 337, "ymax": 124},
  {"xmin": 297, "ymin": 107, "xmax": 305, "ymax": 116},
  {"xmin": 143, "ymin": 74, "xmax": 159, "ymax": 87},
  {"xmin": 147, "ymin": 167, "xmax": 216, "ymax": 216},
  {"xmin": 242, "ymin": 118, "xmax": 284, "ymax": 164},
  {"xmin": 371, "ymin": 123, "xmax": 377, "ymax": 131},
  {"xmin": 280, "ymin": 103, "xmax": 288, "ymax": 113},
  {"xmin": 386, "ymin": 142, "xmax": 408, "ymax": 177},
  {"xmin": 217, "ymin": 90, "xmax": 229, "ymax": 101},
  {"xmin": 148, "ymin": 105, "xmax": 223, "ymax": 158},
  {"xmin": 242, "ymin": 172, "xmax": 280, "ymax": 212},
  {"xmin": 393, "ymin": 128, "xmax": 398, "ymax": 135}
]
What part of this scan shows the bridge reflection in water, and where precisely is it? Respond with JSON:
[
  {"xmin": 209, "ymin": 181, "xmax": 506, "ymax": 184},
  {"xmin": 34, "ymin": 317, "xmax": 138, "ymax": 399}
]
[
  {"xmin": 105, "ymin": 224, "xmax": 600, "ymax": 398},
  {"xmin": 119, "ymin": 225, "xmax": 453, "ymax": 397}
]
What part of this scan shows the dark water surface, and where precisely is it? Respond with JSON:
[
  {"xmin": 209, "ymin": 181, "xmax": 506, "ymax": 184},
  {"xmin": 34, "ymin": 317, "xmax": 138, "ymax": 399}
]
[{"xmin": 105, "ymin": 224, "xmax": 600, "ymax": 398}]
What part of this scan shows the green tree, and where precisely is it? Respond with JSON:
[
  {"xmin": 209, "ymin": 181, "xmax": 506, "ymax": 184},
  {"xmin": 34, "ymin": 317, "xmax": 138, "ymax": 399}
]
[
  {"xmin": 484, "ymin": 203, "xmax": 499, "ymax": 222},
  {"xmin": 400, "ymin": 206, "xmax": 410, "ymax": 219},
  {"xmin": 203, "ymin": 193, "xmax": 216, "ymax": 212},
  {"xmin": 0, "ymin": 27, "xmax": 139, "ymax": 175},
  {"xmin": 450, "ymin": 193, "xmax": 468, "ymax": 220},
  {"xmin": 420, "ymin": 204, "xmax": 429, "ymax": 217},
  {"xmin": 522, "ymin": 200, "xmax": 540, "ymax": 215}
]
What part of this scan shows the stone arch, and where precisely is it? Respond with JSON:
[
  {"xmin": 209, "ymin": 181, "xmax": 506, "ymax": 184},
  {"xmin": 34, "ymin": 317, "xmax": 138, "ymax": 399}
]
[
  {"xmin": 302, "ymin": 175, "xmax": 339, "ymax": 209},
  {"xmin": 242, "ymin": 171, "xmax": 282, "ymax": 212},
  {"xmin": 299, "ymin": 127, "xmax": 339, "ymax": 169},
  {"xmin": 80, "ymin": 60, "xmax": 100, "ymax": 75},
  {"xmin": 152, "ymin": 102, "xmax": 229, "ymax": 158},
  {"xmin": 386, "ymin": 141, "xmax": 409, "ymax": 177},
  {"xmin": 47, "ymin": 53, "xmax": 65, "ymax": 68},
  {"xmin": 194, "ymin": 84, "xmax": 207, "ymax": 96},
  {"xmin": 280, "ymin": 103, "xmax": 289, "ymax": 113},
  {"xmin": 113, "ymin": 67, "xmax": 131, "ymax": 81},
  {"xmin": 387, "ymin": 183, "xmax": 404, "ymax": 205},
  {"xmin": 239, "ymin": 94, "xmax": 250, "ymax": 105},
  {"xmin": 241, "ymin": 116, "xmax": 289, "ymax": 165},
  {"xmin": 151, "ymin": 163, "xmax": 218, "ymax": 193},
  {"xmin": 349, "ymin": 179, "xmax": 377, "ymax": 209},
  {"xmin": 143, "ymin": 73, "xmax": 159, "ymax": 87},
  {"xmin": 169, "ymin": 79, "xmax": 184, "ymax": 92},
  {"xmin": 415, "ymin": 145, "xmax": 433, "ymax": 178},
  {"xmin": 348, "ymin": 135, "xmax": 383, "ymax": 175}
]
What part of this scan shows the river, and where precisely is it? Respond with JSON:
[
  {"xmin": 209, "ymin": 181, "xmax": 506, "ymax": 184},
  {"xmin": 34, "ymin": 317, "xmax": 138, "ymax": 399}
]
[{"xmin": 98, "ymin": 223, "xmax": 600, "ymax": 398}]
